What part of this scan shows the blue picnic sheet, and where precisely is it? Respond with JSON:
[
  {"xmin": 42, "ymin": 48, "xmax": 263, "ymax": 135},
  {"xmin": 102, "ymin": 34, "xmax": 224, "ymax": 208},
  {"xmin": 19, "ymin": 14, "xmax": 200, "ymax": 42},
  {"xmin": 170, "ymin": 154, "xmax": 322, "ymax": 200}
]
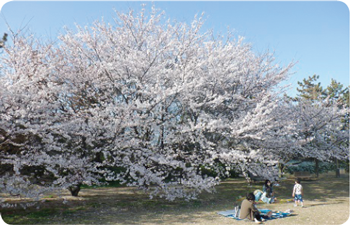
[{"xmin": 217, "ymin": 209, "xmax": 291, "ymax": 220}]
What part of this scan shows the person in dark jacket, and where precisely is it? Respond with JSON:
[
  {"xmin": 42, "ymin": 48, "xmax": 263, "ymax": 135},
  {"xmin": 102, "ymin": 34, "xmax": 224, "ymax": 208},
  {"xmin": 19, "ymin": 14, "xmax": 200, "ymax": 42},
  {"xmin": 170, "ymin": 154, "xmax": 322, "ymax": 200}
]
[
  {"xmin": 262, "ymin": 179, "xmax": 277, "ymax": 203},
  {"xmin": 263, "ymin": 180, "xmax": 274, "ymax": 198}
]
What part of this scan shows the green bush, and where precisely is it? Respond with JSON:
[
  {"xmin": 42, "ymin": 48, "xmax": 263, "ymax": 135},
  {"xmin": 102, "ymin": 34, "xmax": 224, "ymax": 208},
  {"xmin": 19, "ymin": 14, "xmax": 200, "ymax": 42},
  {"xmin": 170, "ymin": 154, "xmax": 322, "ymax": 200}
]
[{"xmin": 285, "ymin": 160, "xmax": 343, "ymax": 174}]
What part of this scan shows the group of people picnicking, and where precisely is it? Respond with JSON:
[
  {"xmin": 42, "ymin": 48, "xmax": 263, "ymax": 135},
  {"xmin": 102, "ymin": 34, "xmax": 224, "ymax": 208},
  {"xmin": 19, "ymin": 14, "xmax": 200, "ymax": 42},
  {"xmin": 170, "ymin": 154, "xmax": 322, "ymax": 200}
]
[{"xmin": 238, "ymin": 178, "xmax": 304, "ymax": 224}]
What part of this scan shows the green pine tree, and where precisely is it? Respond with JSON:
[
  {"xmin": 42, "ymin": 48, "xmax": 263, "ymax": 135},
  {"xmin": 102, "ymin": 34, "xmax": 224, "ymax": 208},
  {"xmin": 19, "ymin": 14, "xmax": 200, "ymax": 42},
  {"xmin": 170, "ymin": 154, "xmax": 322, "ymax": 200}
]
[
  {"xmin": 0, "ymin": 33, "xmax": 8, "ymax": 48},
  {"xmin": 295, "ymin": 74, "xmax": 324, "ymax": 101},
  {"xmin": 323, "ymin": 79, "xmax": 348, "ymax": 105}
]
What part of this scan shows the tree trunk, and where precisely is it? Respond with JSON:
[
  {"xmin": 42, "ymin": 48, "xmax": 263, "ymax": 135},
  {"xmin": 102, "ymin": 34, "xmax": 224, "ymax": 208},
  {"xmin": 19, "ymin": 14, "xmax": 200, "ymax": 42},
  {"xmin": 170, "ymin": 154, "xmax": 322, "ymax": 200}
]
[
  {"xmin": 68, "ymin": 183, "xmax": 82, "ymax": 197},
  {"xmin": 278, "ymin": 163, "xmax": 284, "ymax": 178},
  {"xmin": 335, "ymin": 159, "xmax": 340, "ymax": 178},
  {"xmin": 315, "ymin": 159, "xmax": 319, "ymax": 178}
]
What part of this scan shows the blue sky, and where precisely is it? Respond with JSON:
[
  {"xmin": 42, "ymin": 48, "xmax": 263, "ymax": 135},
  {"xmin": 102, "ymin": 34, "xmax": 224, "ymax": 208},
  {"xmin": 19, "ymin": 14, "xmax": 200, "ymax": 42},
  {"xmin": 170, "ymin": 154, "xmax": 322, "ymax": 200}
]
[{"xmin": 0, "ymin": 1, "xmax": 349, "ymax": 96}]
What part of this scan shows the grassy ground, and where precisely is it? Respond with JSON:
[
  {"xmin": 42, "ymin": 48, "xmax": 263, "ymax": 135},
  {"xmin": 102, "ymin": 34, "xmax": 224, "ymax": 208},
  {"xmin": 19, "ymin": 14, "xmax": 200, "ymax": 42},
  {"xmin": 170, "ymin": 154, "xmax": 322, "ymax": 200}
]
[{"xmin": 1, "ymin": 172, "xmax": 349, "ymax": 225}]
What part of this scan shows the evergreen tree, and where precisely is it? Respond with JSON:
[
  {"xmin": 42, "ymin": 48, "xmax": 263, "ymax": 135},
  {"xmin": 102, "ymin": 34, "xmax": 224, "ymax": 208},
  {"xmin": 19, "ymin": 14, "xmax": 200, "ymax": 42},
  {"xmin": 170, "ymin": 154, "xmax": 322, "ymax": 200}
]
[
  {"xmin": 295, "ymin": 74, "xmax": 324, "ymax": 101},
  {"xmin": 0, "ymin": 33, "xmax": 8, "ymax": 48},
  {"xmin": 323, "ymin": 79, "xmax": 349, "ymax": 105}
]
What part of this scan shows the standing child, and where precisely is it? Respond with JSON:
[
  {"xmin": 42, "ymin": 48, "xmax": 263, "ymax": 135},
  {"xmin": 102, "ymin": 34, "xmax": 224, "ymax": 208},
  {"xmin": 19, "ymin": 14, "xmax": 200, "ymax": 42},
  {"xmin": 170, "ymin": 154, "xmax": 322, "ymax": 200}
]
[{"xmin": 292, "ymin": 178, "xmax": 304, "ymax": 207}]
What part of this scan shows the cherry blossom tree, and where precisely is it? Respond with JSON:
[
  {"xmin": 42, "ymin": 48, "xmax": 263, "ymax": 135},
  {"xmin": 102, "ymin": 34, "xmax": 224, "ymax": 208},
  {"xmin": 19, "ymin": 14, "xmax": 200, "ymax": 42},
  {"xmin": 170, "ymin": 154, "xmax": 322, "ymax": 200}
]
[
  {"xmin": 283, "ymin": 76, "xmax": 349, "ymax": 177},
  {"xmin": 284, "ymin": 96, "xmax": 349, "ymax": 178},
  {"xmin": 1, "ymin": 7, "xmax": 298, "ymax": 204},
  {"xmin": 0, "ymin": 34, "xmax": 64, "ymax": 201}
]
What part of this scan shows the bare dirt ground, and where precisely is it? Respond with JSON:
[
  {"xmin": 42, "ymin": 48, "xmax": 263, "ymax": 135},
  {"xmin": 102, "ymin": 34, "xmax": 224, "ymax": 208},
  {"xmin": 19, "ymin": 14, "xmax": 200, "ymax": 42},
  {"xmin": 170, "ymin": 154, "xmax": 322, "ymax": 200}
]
[{"xmin": 1, "ymin": 172, "xmax": 349, "ymax": 225}]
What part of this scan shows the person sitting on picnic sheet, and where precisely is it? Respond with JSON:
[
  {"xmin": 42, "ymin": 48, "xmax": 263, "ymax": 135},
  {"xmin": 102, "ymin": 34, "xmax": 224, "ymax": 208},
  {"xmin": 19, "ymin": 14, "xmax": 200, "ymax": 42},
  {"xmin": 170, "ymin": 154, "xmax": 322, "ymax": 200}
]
[
  {"xmin": 254, "ymin": 189, "xmax": 275, "ymax": 204},
  {"xmin": 253, "ymin": 190, "xmax": 263, "ymax": 202},
  {"xmin": 239, "ymin": 193, "xmax": 271, "ymax": 224},
  {"xmin": 262, "ymin": 180, "xmax": 277, "ymax": 203}
]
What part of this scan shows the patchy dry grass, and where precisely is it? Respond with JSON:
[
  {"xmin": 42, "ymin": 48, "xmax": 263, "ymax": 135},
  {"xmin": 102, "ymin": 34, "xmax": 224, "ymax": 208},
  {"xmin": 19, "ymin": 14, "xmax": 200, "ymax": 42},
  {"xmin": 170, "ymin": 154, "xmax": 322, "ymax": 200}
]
[{"xmin": 1, "ymin": 172, "xmax": 349, "ymax": 224}]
